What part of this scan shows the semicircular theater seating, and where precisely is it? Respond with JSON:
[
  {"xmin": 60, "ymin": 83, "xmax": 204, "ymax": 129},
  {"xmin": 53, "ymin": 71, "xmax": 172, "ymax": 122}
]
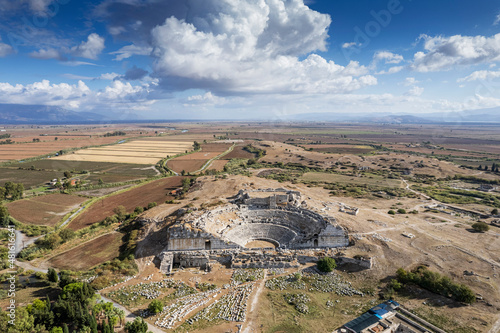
[
  {"xmin": 239, "ymin": 207, "xmax": 325, "ymax": 235},
  {"xmin": 223, "ymin": 223, "xmax": 297, "ymax": 248}
]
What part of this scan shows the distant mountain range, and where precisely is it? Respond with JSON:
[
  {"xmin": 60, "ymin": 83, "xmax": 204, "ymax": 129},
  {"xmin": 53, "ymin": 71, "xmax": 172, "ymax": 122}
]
[
  {"xmin": 286, "ymin": 107, "xmax": 500, "ymax": 124},
  {"xmin": 0, "ymin": 104, "xmax": 140, "ymax": 124},
  {"xmin": 1, "ymin": 103, "xmax": 500, "ymax": 124}
]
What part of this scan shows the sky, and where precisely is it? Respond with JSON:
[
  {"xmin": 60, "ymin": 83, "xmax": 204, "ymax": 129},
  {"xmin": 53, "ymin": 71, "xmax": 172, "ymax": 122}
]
[{"xmin": 1, "ymin": 0, "xmax": 500, "ymax": 120}]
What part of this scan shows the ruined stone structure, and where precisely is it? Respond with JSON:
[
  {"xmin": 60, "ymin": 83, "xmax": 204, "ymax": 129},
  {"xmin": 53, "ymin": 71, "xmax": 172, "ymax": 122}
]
[{"xmin": 157, "ymin": 188, "xmax": 349, "ymax": 271}]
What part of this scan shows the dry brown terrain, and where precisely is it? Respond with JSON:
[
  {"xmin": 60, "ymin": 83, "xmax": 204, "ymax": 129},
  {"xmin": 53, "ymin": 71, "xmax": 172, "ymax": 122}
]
[
  {"xmin": 6, "ymin": 194, "xmax": 87, "ymax": 226},
  {"xmin": 48, "ymin": 232, "xmax": 123, "ymax": 270}
]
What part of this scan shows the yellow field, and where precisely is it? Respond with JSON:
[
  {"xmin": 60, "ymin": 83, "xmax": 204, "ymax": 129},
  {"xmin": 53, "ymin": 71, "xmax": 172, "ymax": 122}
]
[{"xmin": 54, "ymin": 139, "xmax": 193, "ymax": 164}]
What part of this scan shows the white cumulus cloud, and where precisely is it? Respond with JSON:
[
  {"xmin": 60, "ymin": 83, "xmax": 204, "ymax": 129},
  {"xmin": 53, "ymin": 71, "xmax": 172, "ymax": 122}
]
[
  {"xmin": 411, "ymin": 33, "xmax": 500, "ymax": 72},
  {"xmin": 406, "ymin": 86, "xmax": 424, "ymax": 96},
  {"xmin": 151, "ymin": 1, "xmax": 375, "ymax": 95},
  {"xmin": 71, "ymin": 33, "xmax": 105, "ymax": 60},
  {"xmin": 30, "ymin": 34, "xmax": 105, "ymax": 61},
  {"xmin": 373, "ymin": 51, "xmax": 404, "ymax": 64},
  {"xmin": 0, "ymin": 79, "xmax": 153, "ymax": 111},
  {"xmin": 457, "ymin": 70, "xmax": 500, "ymax": 82},
  {"xmin": 110, "ymin": 43, "xmax": 152, "ymax": 61}
]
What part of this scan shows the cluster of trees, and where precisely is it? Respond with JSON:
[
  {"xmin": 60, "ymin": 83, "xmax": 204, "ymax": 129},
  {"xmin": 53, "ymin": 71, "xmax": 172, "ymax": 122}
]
[
  {"xmin": 103, "ymin": 131, "xmax": 126, "ymax": 137},
  {"xmin": 396, "ymin": 266, "xmax": 476, "ymax": 304},
  {"xmin": 192, "ymin": 141, "xmax": 201, "ymax": 150},
  {"xmin": 0, "ymin": 181, "xmax": 24, "ymax": 200},
  {"xmin": 243, "ymin": 144, "xmax": 266, "ymax": 159},
  {"xmin": 478, "ymin": 163, "xmax": 500, "ymax": 173},
  {"xmin": 0, "ymin": 139, "xmax": 14, "ymax": 144},
  {"xmin": 0, "ymin": 133, "xmax": 11, "ymax": 139},
  {"xmin": 0, "ymin": 274, "xmax": 129, "ymax": 333}
]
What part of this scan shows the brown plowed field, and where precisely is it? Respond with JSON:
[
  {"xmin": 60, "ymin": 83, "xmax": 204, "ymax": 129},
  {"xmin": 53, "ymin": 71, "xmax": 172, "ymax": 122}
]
[
  {"xmin": 68, "ymin": 176, "xmax": 184, "ymax": 230},
  {"xmin": 48, "ymin": 232, "xmax": 123, "ymax": 270},
  {"xmin": 166, "ymin": 147, "xmax": 231, "ymax": 173},
  {"xmin": 200, "ymin": 143, "xmax": 231, "ymax": 152},
  {"xmin": 206, "ymin": 160, "xmax": 228, "ymax": 171},
  {"xmin": 167, "ymin": 160, "xmax": 207, "ymax": 173},
  {"xmin": 221, "ymin": 145, "xmax": 255, "ymax": 160},
  {"xmin": 6, "ymin": 194, "xmax": 86, "ymax": 226}
]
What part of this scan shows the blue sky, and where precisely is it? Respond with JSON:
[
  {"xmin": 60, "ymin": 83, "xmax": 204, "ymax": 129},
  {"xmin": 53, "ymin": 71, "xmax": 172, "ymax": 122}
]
[{"xmin": 1, "ymin": 0, "xmax": 500, "ymax": 120}]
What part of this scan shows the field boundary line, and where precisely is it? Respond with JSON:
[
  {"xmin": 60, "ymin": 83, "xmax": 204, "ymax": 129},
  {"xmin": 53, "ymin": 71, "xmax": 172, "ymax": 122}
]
[
  {"xmin": 193, "ymin": 143, "xmax": 236, "ymax": 174},
  {"xmin": 63, "ymin": 175, "xmax": 177, "ymax": 229},
  {"xmin": 44, "ymin": 231, "xmax": 120, "ymax": 263}
]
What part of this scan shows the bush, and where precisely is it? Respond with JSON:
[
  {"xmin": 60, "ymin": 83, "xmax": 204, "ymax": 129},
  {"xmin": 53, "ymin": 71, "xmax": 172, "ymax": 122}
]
[
  {"xmin": 397, "ymin": 208, "xmax": 407, "ymax": 214},
  {"xmin": 396, "ymin": 266, "xmax": 475, "ymax": 304},
  {"xmin": 471, "ymin": 222, "xmax": 489, "ymax": 232},
  {"xmin": 59, "ymin": 228, "xmax": 76, "ymax": 242},
  {"xmin": 388, "ymin": 210, "xmax": 396, "ymax": 215},
  {"xmin": 148, "ymin": 299, "xmax": 163, "ymax": 314},
  {"xmin": 317, "ymin": 257, "xmax": 336, "ymax": 273},
  {"xmin": 48, "ymin": 268, "xmax": 58, "ymax": 283}
]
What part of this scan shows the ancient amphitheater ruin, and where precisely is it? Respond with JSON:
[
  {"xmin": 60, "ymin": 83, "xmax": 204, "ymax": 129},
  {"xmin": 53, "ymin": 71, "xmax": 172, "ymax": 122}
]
[{"xmin": 157, "ymin": 188, "xmax": 350, "ymax": 273}]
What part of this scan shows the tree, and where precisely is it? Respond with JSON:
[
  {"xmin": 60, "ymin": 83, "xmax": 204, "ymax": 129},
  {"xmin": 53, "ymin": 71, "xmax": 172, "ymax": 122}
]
[
  {"xmin": 0, "ymin": 186, "xmax": 5, "ymax": 201},
  {"xmin": 147, "ymin": 202, "xmax": 157, "ymax": 209},
  {"xmin": 63, "ymin": 171, "xmax": 72, "ymax": 179},
  {"xmin": 193, "ymin": 141, "xmax": 201, "ymax": 150},
  {"xmin": 125, "ymin": 317, "xmax": 148, "ymax": 333},
  {"xmin": 113, "ymin": 205, "xmax": 127, "ymax": 221},
  {"xmin": 0, "ymin": 205, "xmax": 10, "ymax": 226},
  {"xmin": 98, "ymin": 178, "xmax": 104, "ymax": 185},
  {"xmin": 59, "ymin": 228, "xmax": 76, "ymax": 242},
  {"xmin": 134, "ymin": 206, "xmax": 144, "ymax": 214},
  {"xmin": 48, "ymin": 268, "xmax": 58, "ymax": 283},
  {"xmin": 491, "ymin": 208, "xmax": 499, "ymax": 216},
  {"xmin": 148, "ymin": 299, "xmax": 163, "ymax": 314},
  {"xmin": 472, "ymin": 222, "xmax": 490, "ymax": 232},
  {"xmin": 317, "ymin": 257, "xmax": 336, "ymax": 273}
]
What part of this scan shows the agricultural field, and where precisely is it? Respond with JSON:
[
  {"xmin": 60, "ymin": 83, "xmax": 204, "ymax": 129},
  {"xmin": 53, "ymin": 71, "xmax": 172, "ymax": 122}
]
[
  {"xmin": 6, "ymin": 193, "xmax": 87, "ymax": 226},
  {"xmin": 205, "ymin": 160, "xmax": 228, "ymax": 172},
  {"xmin": 0, "ymin": 135, "xmax": 143, "ymax": 162},
  {"xmin": 220, "ymin": 144, "xmax": 256, "ymax": 160},
  {"xmin": 53, "ymin": 139, "xmax": 194, "ymax": 164},
  {"xmin": 0, "ymin": 167, "xmax": 63, "ymax": 188},
  {"xmin": 67, "ymin": 176, "xmax": 183, "ymax": 230},
  {"xmin": 3, "ymin": 160, "xmax": 160, "ymax": 189},
  {"xmin": 167, "ymin": 143, "xmax": 232, "ymax": 173},
  {"xmin": 48, "ymin": 232, "xmax": 123, "ymax": 270}
]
